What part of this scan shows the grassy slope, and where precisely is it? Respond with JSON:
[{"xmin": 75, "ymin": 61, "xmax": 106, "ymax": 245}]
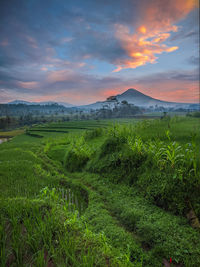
[
  {"xmin": 1, "ymin": 117, "xmax": 200, "ymax": 266},
  {"xmin": 0, "ymin": 120, "xmax": 136, "ymax": 266},
  {"xmin": 50, "ymin": 117, "xmax": 200, "ymax": 266}
]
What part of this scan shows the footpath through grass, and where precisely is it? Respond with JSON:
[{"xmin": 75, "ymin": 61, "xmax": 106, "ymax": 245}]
[
  {"xmin": 0, "ymin": 117, "xmax": 200, "ymax": 266},
  {"xmin": 0, "ymin": 119, "xmax": 138, "ymax": 267}
]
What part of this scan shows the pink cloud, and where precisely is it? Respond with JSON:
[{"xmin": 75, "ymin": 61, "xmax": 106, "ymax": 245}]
[
  {"xmin": 46, "ymin": 69, "xmax": 75, "ymax": 83},
  {"xmin": 113, "ymin": 0, "xmax": 197, "ymax": 71},
  {"xmin": 18, "ymin": 81, "xmax": 39, "ymax": 89},
  {"xmin": 41, "ymin": 67, "xmax": 48, "ymax": 71}
]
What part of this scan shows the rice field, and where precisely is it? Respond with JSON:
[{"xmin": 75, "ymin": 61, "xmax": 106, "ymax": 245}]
[{"xmin": 0, "ymin": 117, "xmax": 200, "ymax": 266}]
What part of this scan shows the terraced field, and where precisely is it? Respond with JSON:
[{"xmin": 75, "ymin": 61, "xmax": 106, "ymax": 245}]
[{"xmin": 0, "ymin": 117, "xmax": 200, "ymax": 266}]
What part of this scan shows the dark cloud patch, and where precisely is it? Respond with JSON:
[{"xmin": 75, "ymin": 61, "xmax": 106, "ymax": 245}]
[
  {"xmin": 0, "ymin": 0, "xmax": 198, "ymax": 71},
  {"xmin": 135, "ymin": 69, "xmax": 199, "ymax": 84},
  {"xmin": 0, "ymin": 55, "xmax": 20, "ymax": 68},
  {"xmin": 0, "ymin": 0, "xmax": 198, "ymax": 103},
  {"xmin": 69, "ymin": 29, "xmax": 127, "ymax": 64},
  {"xmin": 170, "ymin": 30, "xmax": 199, "ymax": 41},
  {"xmin": 188, "ymin": 56, "xmax": 199, "ymax": 66},
  {"xmin": 170, "ymin": 72, "xmax": 199, "ymax": 81},
  {"xmin": 0, "ymin": 0, "xmax": 141, "ymax": 70}
]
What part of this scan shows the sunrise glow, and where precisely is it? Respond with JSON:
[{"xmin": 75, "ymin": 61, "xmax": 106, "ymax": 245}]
[{"xmin": 0, "ymin": 0, "xmax": 198, "ymax": 104}]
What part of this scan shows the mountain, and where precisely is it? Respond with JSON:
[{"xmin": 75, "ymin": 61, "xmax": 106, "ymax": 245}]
[
  {"xmin": 8, "ymin": 100, "xmax": 74, "ymax": 108},
  {"xmin": 8, "ymin": 100, "xmax": 33, "ymax": 105},
  {"xmin": 38, "ymin": 101, "xmax": 75, "ymax": 107},
  {"xmin": 79, "ymin": 88, "xmax": 199, "ymax": 110},
  {"xmin": 116, "ymin": 88, "xmax": 174, "ymax": 107},
  {"xmin": 6, "ymin": 89, "xmax": 199, "ymax": 111},
  {"xmin": 56, "ymin": 102, "xmax": 75, "ymax": 108}
]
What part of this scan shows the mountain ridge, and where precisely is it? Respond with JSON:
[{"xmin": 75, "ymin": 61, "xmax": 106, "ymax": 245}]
[
  {"xmin": 5, "ymin": 88, "xmax": 199, "ymax": 110},
  {"xmin": 7, "ymin": 100, "xmax": 74, "ymax": 108},
  {"xmin": 79, "ymin": 88, "xmax": 198, "ymax": 110}
]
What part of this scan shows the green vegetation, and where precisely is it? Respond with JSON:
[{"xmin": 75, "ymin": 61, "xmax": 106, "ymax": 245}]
[
  {"xmin": 0, "ymin": 117, "xmax": 200, "ymax": 266},
  {"xmin": 0, "ymin": 129, "xmax": 25, "ymax": 138},
  {"xmin": 187, "ymin": 111, "xmax": 200, "ymax": 118}
]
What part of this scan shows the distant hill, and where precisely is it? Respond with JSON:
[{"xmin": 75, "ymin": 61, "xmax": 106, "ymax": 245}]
[
  {"xmin": 8, "ymin": 100, "xmax": 74, "ymax": 108},
  {"xmin": 5, "ymin": 89, "xmax": 199, "ymax": 111},
  {"xmin": 8, "ymin": 100, "xmax": 33, "ymax": 105},
  {"xmin": 79, "ymin": 88, "xmax": 199, "ymax": 110}
]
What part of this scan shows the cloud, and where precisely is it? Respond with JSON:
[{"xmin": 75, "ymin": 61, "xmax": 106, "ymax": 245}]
[
  {"xmin": 0, "ymin": 63, "xmax": 198, "ymax": 104},
  {"xmin": 0, "ymin": 0, "xmax": 198, "ymax": 73},
  {"xmin": 131, "ymin": 69, "xmax": 199, "ymax": 103},
  {"xmin": 188, "ymin": 56, "xmax": 199, "ymax": 65},
  {"xmin": 136, "ymin": 69, "xmax": 199, "ymax": 83},
  {"xmin": 113, "ymin": 24, "xmax": 178, "ymax": 71},
  {"xmin": 137, "ymin": 0, "xmax": 198, "ymax": 31},
  {"xmin": 64, "ymin": 0, "xmax": 197, "ymax": 72},
  {"xmin": 112, "ymin": 0, "xmax": 198, "ymax": 71},
  {"xmin": 170, "ymin": 29, "xmax": 199, "ymax": 41},
  {"xmin": 0, "ymin": 0, "xmax": 198, "ymax": 104},
  {"xmin": 17, "ymin": 81, "xmax": 39, "ymax": 89}
]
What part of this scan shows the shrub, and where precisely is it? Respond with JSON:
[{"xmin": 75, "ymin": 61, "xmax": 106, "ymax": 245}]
[
  {"xmin": 84, "ymin": 127, "xmax": 104, "ymax": 140},
  {"xmin": 64, "ymin": 136, "xmax": 93, "ymax": 172},
  {"xmin": 87, "ymin": 136, "xmax": 147, "ymax": 184}
]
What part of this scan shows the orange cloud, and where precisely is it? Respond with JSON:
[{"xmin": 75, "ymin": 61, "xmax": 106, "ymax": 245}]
[
  {"xmin": 114, "ymin": 24, "xmax": 178, "ymax": 71},
  {"xmin": 138, "ymin": 26, "xmax": 147, "ymax": 34},
  {"xmin": 139, "ymin": 0, "xmax": 198, "ymax": 32},
  {"xmin": 113, "ymin": 0, "xmax": 197, "ymax": 71}
]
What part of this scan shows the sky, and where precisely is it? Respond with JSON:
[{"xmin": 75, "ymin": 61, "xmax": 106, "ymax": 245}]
[{"xmin": 0, "ymin": 0, "xmax": 199, "ymax": 105}]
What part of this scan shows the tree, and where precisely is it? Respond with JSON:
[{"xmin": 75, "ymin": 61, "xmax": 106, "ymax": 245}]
[
  {"xmin": 106, "ymin": 96, "xmax": 117, "ymax": 101},
  {"xmin": 121, "ymin": 100, "xmax": 128, "ymax": 105}
]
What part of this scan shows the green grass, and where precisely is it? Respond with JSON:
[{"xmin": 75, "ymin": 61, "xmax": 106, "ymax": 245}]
[
  {"xmin": 0, "ymin": 196, "xmax": 125, "ymax": 266},
  {"xmin": 0, "ymin": 119, "xmax": 141, "ymax": 266},
  {"xmin": 73, "ymin": 172, "xmax": 200, "ymax": 266},
  {"xmin": 1, "ymin": 117, "xmax": 200, "ymax": 266}
]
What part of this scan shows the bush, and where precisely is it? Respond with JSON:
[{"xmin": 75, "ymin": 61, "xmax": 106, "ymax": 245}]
[
  {"xmin": 87, "ymin": 136, "xmax": 147, "ymax": 184},
  {"xmin": 84, "ymin": 127, "xmax": 104, "ymax": 140},
  {"xmin": 64, "ymin": 136, "xmax": 93, "ymax": 172},
  {"xmin": 64, "ymin": 149, "xmax": 89, "ymax": 172},
  {"xmin": 99, "ymin": 136, "xmax": 125, "ymax": 157},
  {"xmin": 192, "ymin": 112, "xmax": 200, "ymax": 118},
  {"xmin": 86, "ymin": 126, "xmax": 200, "ymax": 217}
]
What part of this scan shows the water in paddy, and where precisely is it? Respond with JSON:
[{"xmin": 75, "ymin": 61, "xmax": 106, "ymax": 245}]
[
  {"xmin": 58, "ymin": 187, "xmax": 87, "ymax": 216},
  {"xmin": 0, "ymin": 138, "xmax": 9, "ymax": 144}
]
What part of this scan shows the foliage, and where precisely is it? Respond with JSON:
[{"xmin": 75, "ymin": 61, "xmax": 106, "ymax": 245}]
[
  {"xmin": 1, "ymin": 117, "xmax": 200, "ymax": 266},
  {"xmin": 64, "ymin": 136, "xmax": 94, "ymax": 172}
]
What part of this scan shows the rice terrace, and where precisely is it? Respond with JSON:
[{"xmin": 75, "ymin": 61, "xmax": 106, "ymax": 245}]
[
  {"xmin": 0, "ymin": 0, "xmax": 199, "ymax": 266},
  {"xmin": 0, "ymin": 116, "xmax": 200, "ymax": 266}
]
